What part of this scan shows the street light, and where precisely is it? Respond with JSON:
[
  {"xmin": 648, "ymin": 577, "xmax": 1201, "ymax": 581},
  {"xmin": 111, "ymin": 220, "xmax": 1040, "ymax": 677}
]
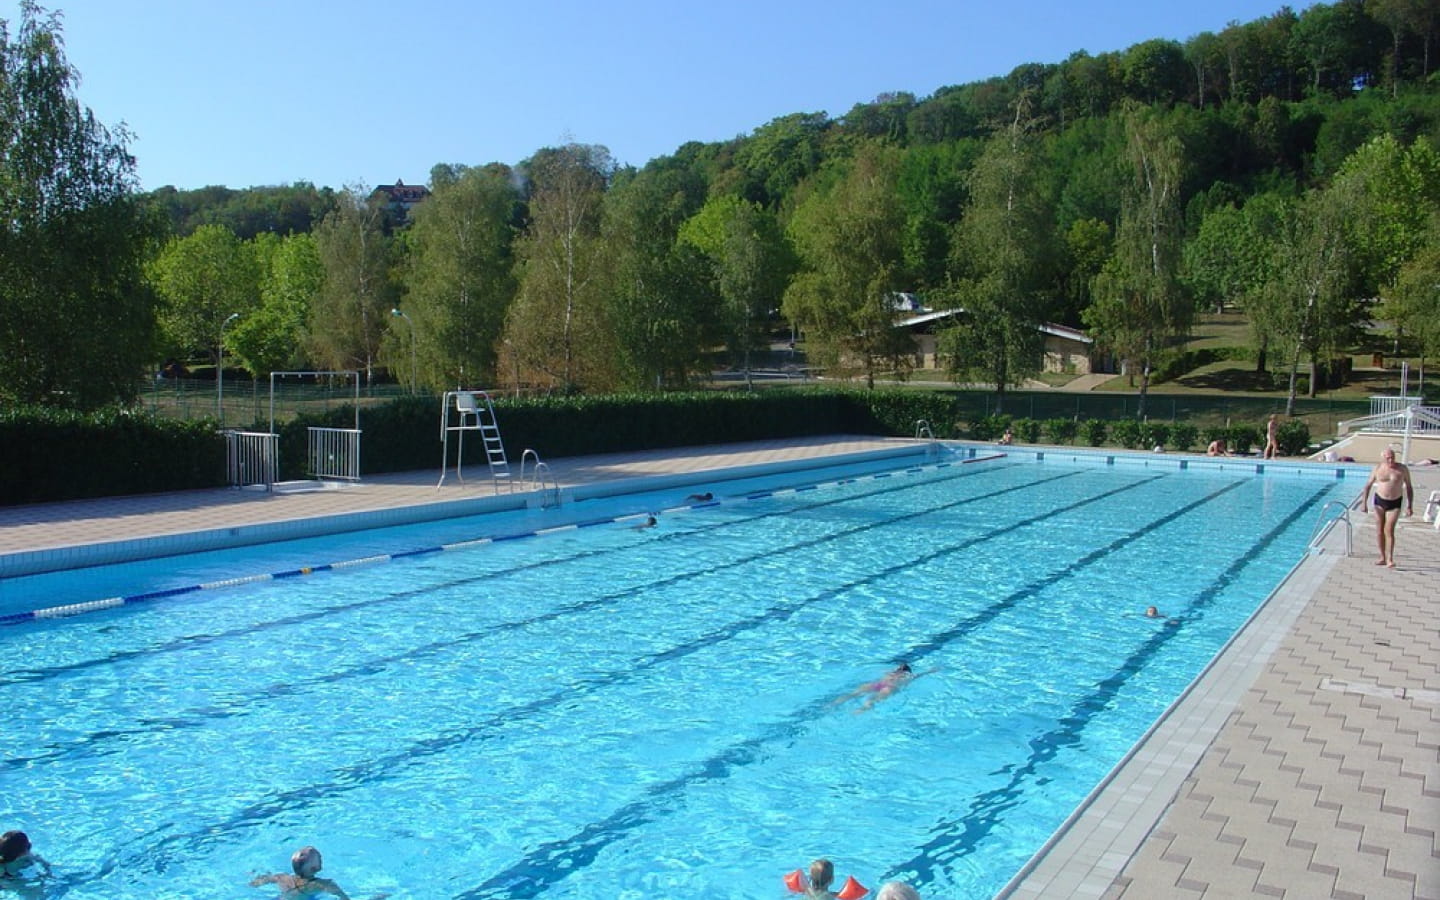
[
  {"xmin": 391, "ymin": 308, "xmax": 416, "ymax": 394},
  {"xmin": 217, "ymin": 312, "xmax": 239, "ymax": 426}
]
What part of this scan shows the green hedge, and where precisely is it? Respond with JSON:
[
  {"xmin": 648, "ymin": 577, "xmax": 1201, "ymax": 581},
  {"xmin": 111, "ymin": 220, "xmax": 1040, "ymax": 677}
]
[
  {"xmin": 0, "ymin": 389, "xmax": 1359, "ymax": 506},
  {"xmin": 0, "ymin": 406, "xmax": 224, "ymax": 504}
]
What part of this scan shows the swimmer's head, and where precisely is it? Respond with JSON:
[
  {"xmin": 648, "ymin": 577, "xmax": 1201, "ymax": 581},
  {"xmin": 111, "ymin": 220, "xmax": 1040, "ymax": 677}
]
[
  {"xmin": 1145, "ymin": 606, "xmax": 1159, "ymax": 618},
  {"xmin": 0, "ymin": 831, "xmax": 31, "ymax": 864},
  {"xmin": 1381, "ymin": 447, "xmax": 1396, "ymax": 461},
  {"xmin": 291, "ymin": 846, "xmax": 322, "ymax": 878},
  {"xmin": 896, "ymin": 662, "xmax": 912, "ymax": 673},
  {"xmin": 809, "ymin": 858, "xmax": 834, "ymax": 889}
]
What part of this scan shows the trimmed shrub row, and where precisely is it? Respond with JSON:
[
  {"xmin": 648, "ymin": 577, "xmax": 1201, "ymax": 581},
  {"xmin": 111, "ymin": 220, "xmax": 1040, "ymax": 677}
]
[
  {"xmin": 0, "ymin": 406, "xmax": 224, "ymax": 504},
  {"xmin": 0, "ymin": 390, "xmax": 1315, "ymax": 506}
]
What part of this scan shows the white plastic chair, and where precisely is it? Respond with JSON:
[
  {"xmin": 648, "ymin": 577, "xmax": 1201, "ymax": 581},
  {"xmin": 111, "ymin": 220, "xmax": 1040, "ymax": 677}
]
[{"xmin": 454, "ymin": 391, "xmax": 480, "ymax": 428}]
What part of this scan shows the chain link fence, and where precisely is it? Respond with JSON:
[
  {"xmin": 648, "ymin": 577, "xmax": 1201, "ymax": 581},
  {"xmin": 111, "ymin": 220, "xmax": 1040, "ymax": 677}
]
[{"xmin": 137, "ymin": 376, "xmax": 421, "ymax": 428}]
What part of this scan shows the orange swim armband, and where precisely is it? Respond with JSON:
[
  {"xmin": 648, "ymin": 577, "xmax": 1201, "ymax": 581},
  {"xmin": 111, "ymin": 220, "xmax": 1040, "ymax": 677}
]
[{"xmin": 783, "ymin": 868, "xmax": 868, "ymax": 899}]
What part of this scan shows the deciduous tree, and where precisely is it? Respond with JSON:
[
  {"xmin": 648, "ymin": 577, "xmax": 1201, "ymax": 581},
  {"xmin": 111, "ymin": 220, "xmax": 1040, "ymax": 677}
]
[
  {"xmin": 679, "ymin": 195, "xmax": 794, "ymax": 387},
  {"xmin": 936, "ymin": 100, "xmax": 1053, "ymax": 411},
  {"xmin": 0, "ymin": 2, "xmax": 162, "ymax": 408},
  {"xmin": 782, "ymin": 143, "xmax": 912, "ymax": 388},
  {"xmin": 230, "ymin": 232, "xmax": 322, "ymax": 376},
  {"xmin": 1083, "ymin": 104, "xmax": 1190, "ymax": 419},
  {"xmin": 1265, "ymin": 188, "xmax": 1362, "ymax": 412},
  {"xmin": 309, "ymin": 187, "xmax": 395, "ymax": 382},
  {"xmin": 149, "ymin": 224, "xmax": 260, "ymax": 369},
  {"xmin": 505, "ymin": 144, "xmax": 612, "ymax": 392},
  {"xmin": 402, "ymin": 165, "xmax": 520, "ymax": 390},
  {"xmin": 600, "ymin": 166, "xmax": 719, "ymax": 389}
]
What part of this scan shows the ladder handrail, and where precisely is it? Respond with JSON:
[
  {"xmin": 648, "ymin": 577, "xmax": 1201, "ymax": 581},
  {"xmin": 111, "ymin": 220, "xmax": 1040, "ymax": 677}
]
[
  {"xmin": 1308, "ymin": 500, "xmax": 1352, "ymax": 557},
  {"xmin": 519, "ymin": 449, "xmax": 560, "ymax": 508},
  {"xmin": 914, "ymin": 419, "xmax": 940, "ymax": 460}
]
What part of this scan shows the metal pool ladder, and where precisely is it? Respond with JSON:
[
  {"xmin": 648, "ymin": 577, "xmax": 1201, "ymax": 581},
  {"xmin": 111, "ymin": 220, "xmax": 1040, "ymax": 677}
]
[
  {"xmin": 519, "ymin": 449, "xmax": 560, "ymax": 508},
  {"xmin": 1307, "ymin": 500, "xmax": 1353, "ymax": 556},
  {"xmin": 914, "ymin": 419, "xmax": 941, "ymax": 460}
]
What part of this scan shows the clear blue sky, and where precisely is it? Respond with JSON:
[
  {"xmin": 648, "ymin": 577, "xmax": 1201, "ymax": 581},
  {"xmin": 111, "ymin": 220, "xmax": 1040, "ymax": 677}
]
[{"xmin": 8, "ymin": 0, "xmax": 1304, "ymax": 192}]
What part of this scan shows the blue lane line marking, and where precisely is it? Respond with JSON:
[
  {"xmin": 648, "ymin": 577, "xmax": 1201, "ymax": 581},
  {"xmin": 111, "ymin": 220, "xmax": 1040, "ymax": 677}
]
[
  {"xmin": 2, "ymin": 455, "xmax": 1013, "ymax": 688},
  {"xmin": 5, "ymin": 452, "xmax": 1009, "ymax": 627},
  {"xmin": 0, "ymin": 457, "xmax": 1045, "ymax": 777},
  {"xmin": 62, "ymin": 465, "xmax": 1103, "ymax": 884},
  {"xmin": 884, "ymin": 482, "xmax": 1334, "ymax": 889}
]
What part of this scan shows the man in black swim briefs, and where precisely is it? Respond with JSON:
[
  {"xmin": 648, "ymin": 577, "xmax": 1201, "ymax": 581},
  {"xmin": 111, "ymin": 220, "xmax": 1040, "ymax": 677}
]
[{"xmin": 1359, "ymin": 447, "xmax": 1414, "ymax": 568}]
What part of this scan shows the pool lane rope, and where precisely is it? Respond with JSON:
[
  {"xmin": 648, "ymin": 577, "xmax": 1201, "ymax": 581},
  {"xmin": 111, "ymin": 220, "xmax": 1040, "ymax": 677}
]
[{"xmin": 3, "ymin": 452, "xmax": 1004, "ymax": 626}]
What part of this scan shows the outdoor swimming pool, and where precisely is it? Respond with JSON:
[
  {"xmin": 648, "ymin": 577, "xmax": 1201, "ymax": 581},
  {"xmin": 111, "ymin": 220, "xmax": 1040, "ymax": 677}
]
[{"xmin": 0, "ymin": 450, "xmax": 1357, "ymax": 899}]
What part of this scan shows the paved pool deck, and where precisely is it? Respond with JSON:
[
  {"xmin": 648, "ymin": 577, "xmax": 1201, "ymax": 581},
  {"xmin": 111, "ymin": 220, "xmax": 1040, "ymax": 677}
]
[{"xmin": 1, "ymin": 436, "xmax": 1436, "ymax": 900}]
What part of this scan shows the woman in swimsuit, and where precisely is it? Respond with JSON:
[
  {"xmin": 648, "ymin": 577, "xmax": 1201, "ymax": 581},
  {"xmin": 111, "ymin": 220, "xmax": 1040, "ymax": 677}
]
[{"xmin": 833, "ymin": 662, "xmax": 922, "ymax": 713}]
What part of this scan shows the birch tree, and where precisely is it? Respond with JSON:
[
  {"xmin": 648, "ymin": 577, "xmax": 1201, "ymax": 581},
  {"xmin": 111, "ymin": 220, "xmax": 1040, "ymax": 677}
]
[
  {"xmin": 505, "ymin": 144, "xmax": 611, "ymax": 392},
  {"xmin": 0, "ymin": 2, "xmax": 161, "ymax": 407},
  {"xmin": 937, "ymin": 99, "xmax": 1052, "ymax": 412},
  {"xmin": 309, "ymin": 187, "xmax": 395, "ymax": 382},
  {"xmin": 782, "ymin": 143, "xmax": 912, "ymax": 388},
  {"xmin": 1083, "ymin": 104, "xmax": 1190, "ymax": 419},
  {"xmin": 402, "ymin": 165, "xmax": 519, "ymax": 390}
]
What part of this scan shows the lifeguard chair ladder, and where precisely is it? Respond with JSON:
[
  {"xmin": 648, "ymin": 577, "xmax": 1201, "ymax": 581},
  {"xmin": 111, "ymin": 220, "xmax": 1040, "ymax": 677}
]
[{"xmin": 437, "ymin": 390, "xmax": 512, "ymax": 490}]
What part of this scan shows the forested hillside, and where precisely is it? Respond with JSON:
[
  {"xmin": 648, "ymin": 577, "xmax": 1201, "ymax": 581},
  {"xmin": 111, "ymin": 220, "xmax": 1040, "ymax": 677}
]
[{"xmin": 4, "ymin": 0, "xmax": 1438, "ymax": 412}]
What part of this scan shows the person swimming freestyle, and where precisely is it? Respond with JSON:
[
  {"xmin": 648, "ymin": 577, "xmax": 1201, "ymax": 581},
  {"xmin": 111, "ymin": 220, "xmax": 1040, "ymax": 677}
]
[{"xmin": 832, "ymin": 661, "xmax": 934, "ymax": 713}]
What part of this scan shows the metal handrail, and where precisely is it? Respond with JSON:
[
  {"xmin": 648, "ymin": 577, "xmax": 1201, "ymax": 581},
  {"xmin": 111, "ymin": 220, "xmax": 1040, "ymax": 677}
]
[
  {"xmin": 519, "ymin": 449, "xmax": 560, "ymax": 508},
  {"xmin": 914, "ymin": 419, "xmax": 934, "ymax": 439},
  {"xmin": 1307, "ymin": 500, "xmax": 1352, "ymax": 557}
]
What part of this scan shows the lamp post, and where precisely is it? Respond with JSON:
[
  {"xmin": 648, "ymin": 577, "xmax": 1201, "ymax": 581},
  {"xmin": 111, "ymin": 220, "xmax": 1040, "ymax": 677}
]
[
  {"xmin": 391, "ymin": 308, "xmax": 416, "ymax": 394},
  {"xmin": 217, "ymin": 312, "xmax": 239, "ymax": 425}
]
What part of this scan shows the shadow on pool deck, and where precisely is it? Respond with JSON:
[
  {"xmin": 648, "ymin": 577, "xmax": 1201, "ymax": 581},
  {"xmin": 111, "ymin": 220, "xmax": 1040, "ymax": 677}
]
[{"xmin": 1, "ymin": 436, "xmax": 1435, "ymax": 900}]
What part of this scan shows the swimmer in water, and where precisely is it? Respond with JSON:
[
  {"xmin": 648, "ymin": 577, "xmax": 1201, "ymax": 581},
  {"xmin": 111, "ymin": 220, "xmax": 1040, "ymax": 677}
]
[
  {"xmin": 249, "ymin": 846, "xmax": 387, "ymax": 899},
  {"xmin": 0, "ymin": 831, "xmax": 51, "ymax": 881},
  {"xmin": 630, "ymin": 515, "xmax": 658, "ymax": 530},
  {"xmin": 685, "ymin": 492, "xmax": 714, "ymax": 502},
  {"xmin": 801, "ymin": 858, "xmax": 838, "ymax": 899},
  {"xmin": 832, "ymin": 662, "xmax": 930, "ymax": 713},
  {"xmin": 1139, "ymin": 605, "xmax": 1180, "ymax": 626}
]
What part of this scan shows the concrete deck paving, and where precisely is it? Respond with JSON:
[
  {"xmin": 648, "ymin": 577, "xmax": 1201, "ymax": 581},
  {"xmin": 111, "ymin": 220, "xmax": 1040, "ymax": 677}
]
[{"xmin": 1, "ymin": 436, "xmax": 1435, "ymax": 899}]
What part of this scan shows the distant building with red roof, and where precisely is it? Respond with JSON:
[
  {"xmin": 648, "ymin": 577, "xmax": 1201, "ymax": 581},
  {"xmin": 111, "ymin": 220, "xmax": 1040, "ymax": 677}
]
[{"xmin": 370, "ymin": 179, "xmax": 431, "ymax": 228}]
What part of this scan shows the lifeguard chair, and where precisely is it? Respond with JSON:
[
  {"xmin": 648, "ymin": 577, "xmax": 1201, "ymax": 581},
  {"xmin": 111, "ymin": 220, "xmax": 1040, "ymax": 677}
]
[{"xmin": 437, "ymin": 390, "xmax": 511, "ymax": 490}]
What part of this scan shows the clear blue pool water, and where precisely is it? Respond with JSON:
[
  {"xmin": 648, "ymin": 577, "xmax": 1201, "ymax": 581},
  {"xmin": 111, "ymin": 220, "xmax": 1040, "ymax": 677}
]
[{"xmin": 0, "ymin": 451, "xmax": 1354, "ymax": 899}]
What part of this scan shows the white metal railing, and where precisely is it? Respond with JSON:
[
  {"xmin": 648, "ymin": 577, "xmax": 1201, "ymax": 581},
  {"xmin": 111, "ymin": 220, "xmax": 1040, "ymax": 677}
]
[
  {"xmin": 307, "ymin": 427, "xmax": 361, "ymax": 481},
  {"xmin": 1367, "ymin": 395, "xmax": 1422, "ymax": 417},
  {"xmin": 1337, "ymin": 403, "xmax": 1440, "ymax": 464},
  {"xmin": 225, "ymin": 430, "xmax": 278, "ymax": 490},
  {"xmin": 1341, "ymin": 404, "xmax": 1440, "ymax": 434}
]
